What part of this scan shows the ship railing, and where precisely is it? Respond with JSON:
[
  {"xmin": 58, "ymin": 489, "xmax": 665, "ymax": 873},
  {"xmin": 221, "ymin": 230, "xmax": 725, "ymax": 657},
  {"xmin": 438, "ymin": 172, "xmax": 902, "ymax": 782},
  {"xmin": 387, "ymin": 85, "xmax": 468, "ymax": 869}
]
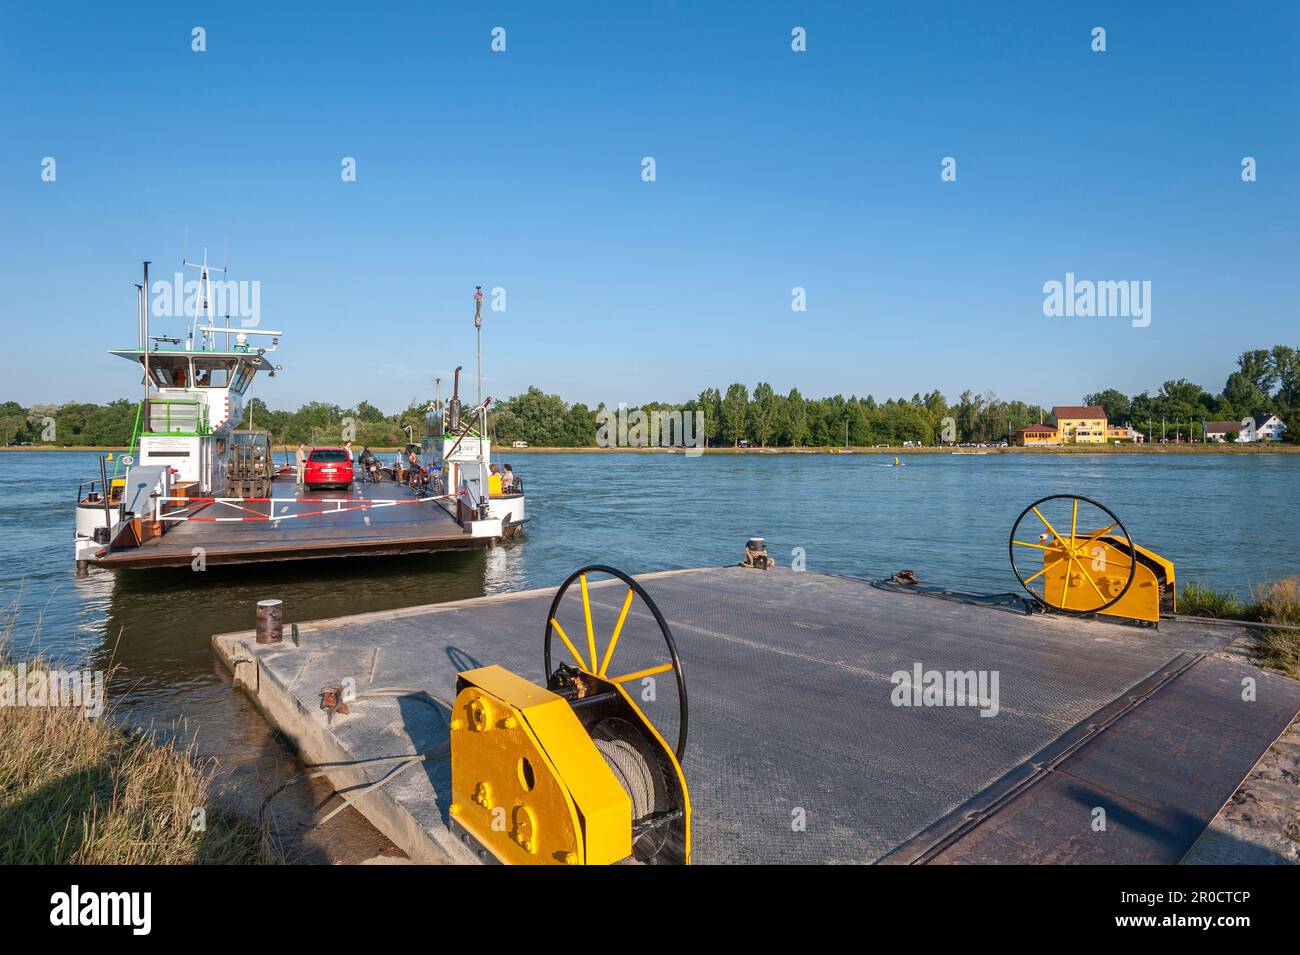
[
  {"xmin": 75, "ymin": 476, "xmax": 124, "ymax": 505},
  {"xmin": 153, "ymin": 492, "xmax": 454, "ymax": 524},
  {"xmin": 142, "ymin": 397, "xmax": 208, "ymax": 435},
  {"xmin": 75, "ymin": 477, "xmax": 106, "ymax": 505}
]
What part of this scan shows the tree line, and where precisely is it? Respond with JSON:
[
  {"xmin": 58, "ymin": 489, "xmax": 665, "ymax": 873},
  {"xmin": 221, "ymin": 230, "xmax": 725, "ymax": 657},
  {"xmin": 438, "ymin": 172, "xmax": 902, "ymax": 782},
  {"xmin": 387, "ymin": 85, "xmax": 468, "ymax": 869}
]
[{"xmin": 4, "ymin": 345, "xmax": 1295, "ymax": 448}]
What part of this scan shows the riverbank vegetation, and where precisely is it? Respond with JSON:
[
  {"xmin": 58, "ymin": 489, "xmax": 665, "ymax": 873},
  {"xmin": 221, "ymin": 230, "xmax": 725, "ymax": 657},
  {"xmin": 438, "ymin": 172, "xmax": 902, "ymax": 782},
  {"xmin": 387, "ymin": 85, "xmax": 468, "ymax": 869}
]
[
  {"xmin": 1179, "ymin": 577, "xmax": 1300, "ymax": 678},
  {"xmin": 4, "ymin": 344, "xmax": 1296, "ymax": 449},
  {"xmin": 0, "ymin": 638, "xmax": 275, "ymax": 863}
]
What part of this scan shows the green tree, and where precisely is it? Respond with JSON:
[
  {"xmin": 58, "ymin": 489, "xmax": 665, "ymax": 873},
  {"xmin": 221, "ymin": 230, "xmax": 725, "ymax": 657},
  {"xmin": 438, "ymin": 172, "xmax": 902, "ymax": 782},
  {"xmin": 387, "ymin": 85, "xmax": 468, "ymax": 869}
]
[
  {"xmin": 1236, "ymin": 349, "xmax": 1277, "ymax": 396},
  {"xmin": 563, "ymin": 403, "xmax": 597, "ymax": 446},
  {"xmin": 1270, "ymin": 345, "xmax": 1299, "ymax": 407},
  {"xmin": 955, "ymin": 391, "xmax": 978, "ymax": 442},
  {"xmin": 749, "ymin": 382, "xmax": 776, "ymax": 446},
  {"xmin": 781, "ymin": 388, "xmax": 808, "ymax": 446},
  {"xmin": 0, "ymin": 406, "xmax": 28, "ymax": 444},
  {"xmin": 695, "ymin": 388, "xmax": 722, "ymax": 446},
  {"xmin": 720, "ymin": 383, "xmax": 749, "ymax": 446},
  {"xmin": 1220, "ymin": 371, "xmax": 1266, "ymax": 418},
  {"xmin": 1083, "ymin": 388, "xmax": 1132, "ymax": 423},
  {"xmin": 492, "ymin": 387, "xmax": 571, "ymax": 446}
]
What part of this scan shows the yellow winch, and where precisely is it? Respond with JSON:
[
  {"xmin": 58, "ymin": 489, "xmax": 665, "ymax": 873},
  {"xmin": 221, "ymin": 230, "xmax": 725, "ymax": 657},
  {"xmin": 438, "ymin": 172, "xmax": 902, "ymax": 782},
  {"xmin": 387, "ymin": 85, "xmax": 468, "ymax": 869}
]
[
  {"xmin": 448, "ymin": 565, "xmax": 691, "ymax": 864},
  {"xmin": 1010, "ymin": 494, "xmax": 1175, "ymax": 625}
]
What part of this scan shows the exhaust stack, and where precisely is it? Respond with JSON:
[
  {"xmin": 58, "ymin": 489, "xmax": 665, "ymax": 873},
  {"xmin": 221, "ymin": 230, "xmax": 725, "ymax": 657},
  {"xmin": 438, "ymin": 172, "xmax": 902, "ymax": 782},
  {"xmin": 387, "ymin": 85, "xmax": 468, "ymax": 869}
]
[{"xmin": 449, "ymin": 365, "xmax": 463, "ymax": 433}]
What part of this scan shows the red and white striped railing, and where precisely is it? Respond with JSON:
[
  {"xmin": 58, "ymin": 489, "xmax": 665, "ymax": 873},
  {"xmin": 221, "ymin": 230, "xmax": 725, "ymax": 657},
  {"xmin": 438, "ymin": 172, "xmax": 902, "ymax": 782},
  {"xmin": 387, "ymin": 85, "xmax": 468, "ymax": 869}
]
[{"xmin": 154, "ymin": 492, "xmax": 454, "ymax": 523}]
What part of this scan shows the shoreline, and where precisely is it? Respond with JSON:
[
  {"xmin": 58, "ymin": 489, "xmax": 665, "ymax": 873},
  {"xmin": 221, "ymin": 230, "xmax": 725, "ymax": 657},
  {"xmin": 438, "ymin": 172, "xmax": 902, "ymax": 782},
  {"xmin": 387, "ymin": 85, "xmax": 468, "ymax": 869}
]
[
  {"xmin": 5, "ymin": 443, "xmax": 1298, "ymax": 456},
  {"xmin": 481, "ymin": 444, "xmax": 1300, "ymax": 455}
]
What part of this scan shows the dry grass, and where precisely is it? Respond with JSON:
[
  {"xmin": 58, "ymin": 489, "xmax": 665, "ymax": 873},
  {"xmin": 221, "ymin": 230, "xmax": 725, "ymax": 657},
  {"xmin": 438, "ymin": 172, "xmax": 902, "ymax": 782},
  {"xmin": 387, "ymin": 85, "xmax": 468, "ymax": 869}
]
[
  {"xmin": 0, "ymin": 662, "xmax": 278, "ymax": 864},
  {"xmin": 0, "ymin": 602, "xmax": 277, "ymax": 863},
  {"xmin": 1179, "ymin": 577, "xmax": 1300, "ymax": 679},
  {"xmin": 1253, "ymin": 577, "xmax": 1300, "ymax": 678}
]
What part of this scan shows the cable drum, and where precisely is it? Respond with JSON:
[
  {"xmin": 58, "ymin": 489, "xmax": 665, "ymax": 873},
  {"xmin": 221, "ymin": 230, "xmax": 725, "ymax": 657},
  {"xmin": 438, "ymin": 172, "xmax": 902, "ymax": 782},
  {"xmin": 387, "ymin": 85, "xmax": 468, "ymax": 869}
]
[
  {"xmin": 593, "ymin": 736, "xmax": 656, "ymax": 820},
  {"xmin": 590, "ymin": 716, "xmax": 672, "ymax": 859}
]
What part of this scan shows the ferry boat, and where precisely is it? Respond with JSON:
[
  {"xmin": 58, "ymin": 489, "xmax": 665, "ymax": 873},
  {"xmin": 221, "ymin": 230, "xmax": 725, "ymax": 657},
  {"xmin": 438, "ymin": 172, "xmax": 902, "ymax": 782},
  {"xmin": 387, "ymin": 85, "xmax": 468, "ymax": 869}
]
[{"xmin": 75, "ymin": 261, "xmax": 526, "ymax": 572}]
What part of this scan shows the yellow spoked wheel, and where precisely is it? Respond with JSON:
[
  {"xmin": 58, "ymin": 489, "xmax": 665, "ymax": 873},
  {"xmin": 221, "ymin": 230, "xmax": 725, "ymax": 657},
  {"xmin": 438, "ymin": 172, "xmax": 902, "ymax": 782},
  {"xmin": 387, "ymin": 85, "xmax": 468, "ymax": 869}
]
[
  {"xmin": 1009, "ymin": 494, "xmax": 1137, "ymax": 615},
  {"xmin": 543, "ymin": 565, "xmax": 688, "ymax": 762}
]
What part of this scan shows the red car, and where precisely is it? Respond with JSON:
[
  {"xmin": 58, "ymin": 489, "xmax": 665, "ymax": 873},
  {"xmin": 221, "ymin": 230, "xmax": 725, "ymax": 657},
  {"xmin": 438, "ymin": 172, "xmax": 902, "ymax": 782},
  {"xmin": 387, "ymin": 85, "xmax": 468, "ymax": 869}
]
[{"xmin": 303, "ymin": 447, "xmax": 354, "ymax": 490}]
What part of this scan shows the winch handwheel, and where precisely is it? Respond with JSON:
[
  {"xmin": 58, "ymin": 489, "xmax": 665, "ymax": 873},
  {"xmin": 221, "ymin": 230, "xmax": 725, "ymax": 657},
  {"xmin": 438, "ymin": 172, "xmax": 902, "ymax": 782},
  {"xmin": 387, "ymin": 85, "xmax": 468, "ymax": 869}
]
[
  {"xmin": 543, "ymin": 565, "xmax": 688, "ymax": 762},
  {"xmin": 1009, "ymin": 494, "xmax": 1138, "ymax": 615}
]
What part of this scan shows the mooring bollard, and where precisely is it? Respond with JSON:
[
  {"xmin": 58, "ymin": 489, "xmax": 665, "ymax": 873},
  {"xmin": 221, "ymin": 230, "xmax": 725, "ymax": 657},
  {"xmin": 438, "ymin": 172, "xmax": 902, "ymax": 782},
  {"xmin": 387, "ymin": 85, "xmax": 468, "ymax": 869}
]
[{"xmin": 256, "ymin": 598, "xmax": 284, "ymax": 644}]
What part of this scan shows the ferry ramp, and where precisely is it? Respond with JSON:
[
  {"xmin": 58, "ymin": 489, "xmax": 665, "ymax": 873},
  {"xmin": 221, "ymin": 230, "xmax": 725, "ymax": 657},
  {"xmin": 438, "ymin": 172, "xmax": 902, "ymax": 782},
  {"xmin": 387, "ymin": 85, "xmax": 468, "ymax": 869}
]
[{"xmin": 213, "ymin": 567, "xmax": 1300, "ymax": 864}]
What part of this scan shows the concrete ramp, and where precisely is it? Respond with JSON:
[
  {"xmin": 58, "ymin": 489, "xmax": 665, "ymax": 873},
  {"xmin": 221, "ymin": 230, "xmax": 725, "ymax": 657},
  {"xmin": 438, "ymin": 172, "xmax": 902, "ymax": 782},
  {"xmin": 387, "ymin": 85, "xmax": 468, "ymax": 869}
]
[{"xmin": 213, "ymin": 567, "xmax": 1298, "ymax": 864}]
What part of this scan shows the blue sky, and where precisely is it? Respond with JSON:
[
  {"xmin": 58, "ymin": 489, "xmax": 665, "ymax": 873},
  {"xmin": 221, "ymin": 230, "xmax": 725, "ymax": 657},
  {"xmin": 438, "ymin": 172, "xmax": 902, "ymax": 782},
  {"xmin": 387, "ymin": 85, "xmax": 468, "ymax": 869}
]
[{"xmin": 2, "ymin": 2, "xmax": 1296, "ymax": 413}]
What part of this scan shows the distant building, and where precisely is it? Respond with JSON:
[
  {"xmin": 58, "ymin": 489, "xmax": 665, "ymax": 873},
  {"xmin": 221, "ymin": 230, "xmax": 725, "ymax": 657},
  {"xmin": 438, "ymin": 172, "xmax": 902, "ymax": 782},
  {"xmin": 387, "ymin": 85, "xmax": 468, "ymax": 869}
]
[
  {"xmin": 1014, "ymin": 423, "xmax": 1061, "ymax": 446},
  {"xmin": 1204, "ymin": 420, "xmax": 1248, "ymax": 443},
  {"xmin": 1106, "ymin": 424, "xmax": 1143, "ymax": 443},
  {"xmin": 1205, "ymin": 415, "xmax": 1287, "ymax": 443},
  {"xmin": 1051, "ymin": 405, "xmax": 1108, "ymax": 444},
  {"xmin": 1247, "ymin": 414, "xmax": 1286, "ymax": 442}
]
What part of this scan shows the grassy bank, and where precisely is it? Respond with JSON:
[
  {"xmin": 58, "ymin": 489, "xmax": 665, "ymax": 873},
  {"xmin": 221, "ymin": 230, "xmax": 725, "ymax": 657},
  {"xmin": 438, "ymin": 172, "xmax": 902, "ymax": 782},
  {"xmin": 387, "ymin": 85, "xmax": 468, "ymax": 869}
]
[
  {"xmin": 1179, "ymin": 577, "xmax": 1300, "ymax": 677},
  {"xmin": 0, "ymin": 653, "xmax": 276, "ymax": 864}
]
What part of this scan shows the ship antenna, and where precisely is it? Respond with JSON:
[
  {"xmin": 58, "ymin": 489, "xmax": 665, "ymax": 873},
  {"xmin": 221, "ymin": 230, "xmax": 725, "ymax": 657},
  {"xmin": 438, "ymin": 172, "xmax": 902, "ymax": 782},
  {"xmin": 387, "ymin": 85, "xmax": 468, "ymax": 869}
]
[{"xmin": 184, "ymin": 244, "xmax": 228, "ymax": 351}]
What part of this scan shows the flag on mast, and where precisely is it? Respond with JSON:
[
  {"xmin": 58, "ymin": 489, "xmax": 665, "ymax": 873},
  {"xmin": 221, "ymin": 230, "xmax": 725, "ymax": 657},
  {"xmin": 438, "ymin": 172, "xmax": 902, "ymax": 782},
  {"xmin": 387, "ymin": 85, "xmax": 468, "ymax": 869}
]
[{"xmin": 474, "ymin": 285, "xmax": 484, "ymax": 328}]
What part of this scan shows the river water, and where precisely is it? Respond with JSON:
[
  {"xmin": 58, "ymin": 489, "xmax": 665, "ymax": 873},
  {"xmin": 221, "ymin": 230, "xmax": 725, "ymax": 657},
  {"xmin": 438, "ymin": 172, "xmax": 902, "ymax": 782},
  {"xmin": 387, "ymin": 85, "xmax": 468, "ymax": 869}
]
[{"xmin": 2, "ymin": 449, "xmax": 1297, "ymax": 858}]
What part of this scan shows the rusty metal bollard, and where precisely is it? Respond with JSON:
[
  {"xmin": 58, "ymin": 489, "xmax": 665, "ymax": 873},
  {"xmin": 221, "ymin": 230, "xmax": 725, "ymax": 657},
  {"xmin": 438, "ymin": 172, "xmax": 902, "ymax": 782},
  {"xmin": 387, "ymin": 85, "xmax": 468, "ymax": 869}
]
[{"xmin": 255, "ymin": 598, "xmax": 284, "ymax": 644}]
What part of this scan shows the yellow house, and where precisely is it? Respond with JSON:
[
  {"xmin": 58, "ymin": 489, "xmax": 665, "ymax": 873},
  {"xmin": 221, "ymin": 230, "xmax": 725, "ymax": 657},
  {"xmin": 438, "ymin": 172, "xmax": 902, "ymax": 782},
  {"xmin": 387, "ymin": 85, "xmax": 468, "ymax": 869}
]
[
  {"xmin": 1052, "ymin": 405, "xmax": 1108, "ymax": 444},
  {"xmin": 1014, "ymin": 424, "xmax": 1061, "ymax": 446}
]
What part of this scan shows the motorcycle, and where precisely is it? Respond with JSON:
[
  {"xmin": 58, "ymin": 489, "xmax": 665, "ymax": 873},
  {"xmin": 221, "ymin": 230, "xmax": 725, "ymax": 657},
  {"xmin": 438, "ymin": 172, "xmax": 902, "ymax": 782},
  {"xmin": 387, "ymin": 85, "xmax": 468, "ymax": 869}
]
[{"xmin": 406, "ymin": 462, "xmax": 427, "ymax": 497}]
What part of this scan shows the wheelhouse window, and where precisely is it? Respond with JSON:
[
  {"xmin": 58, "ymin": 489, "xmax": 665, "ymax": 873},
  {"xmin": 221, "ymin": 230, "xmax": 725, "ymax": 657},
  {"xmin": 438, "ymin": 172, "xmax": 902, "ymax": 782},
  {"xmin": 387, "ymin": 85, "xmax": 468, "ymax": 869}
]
[
  {"xmin": 231, "ymin": 360, "xmax": 253, "ymax": 394},
  {"xmin": 193, "ymin": 359, "xmax": 233, "ymax": 388},
  {"xmin": 145, "ymin": 357, "xmax": 191, "ymax": 388}
]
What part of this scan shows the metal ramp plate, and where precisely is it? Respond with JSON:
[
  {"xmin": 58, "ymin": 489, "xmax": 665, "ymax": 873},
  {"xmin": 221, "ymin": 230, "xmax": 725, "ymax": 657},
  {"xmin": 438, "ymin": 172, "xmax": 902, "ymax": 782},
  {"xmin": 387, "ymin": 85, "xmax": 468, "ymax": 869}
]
[
  {"xmin": 899, "ymin": 656, "xmax": 1300, "ymax": 863},
  {"xmin": 215, "ymin": 567, "xmax": 1291, "ymax": 864}
]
